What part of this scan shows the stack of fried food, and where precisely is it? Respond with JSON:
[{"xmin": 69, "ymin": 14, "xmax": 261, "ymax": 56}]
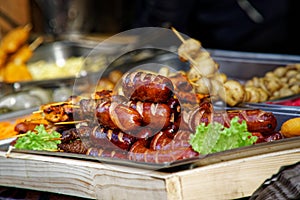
[
  {"xmin": 178, "ymin": 37, "xmax": 300, "ymax": 106},
  {"xmin": 245, "ymin": 64, "xmax": 300, "ymax": 100},
  {"xmin": 0, "ymin": 25, "xmax": 42, "ymax": 83}
]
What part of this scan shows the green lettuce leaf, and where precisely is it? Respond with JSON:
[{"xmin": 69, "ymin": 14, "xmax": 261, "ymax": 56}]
[
  {"xmin": 189, "ymin": 117, "xmax": 257, "ymax": 154},
  {"xmin": 14, "ymin": 124, "xmax": 61, "ymax": 151}
]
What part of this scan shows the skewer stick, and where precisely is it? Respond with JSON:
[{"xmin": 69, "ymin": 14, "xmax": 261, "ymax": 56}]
[
  {"xmin": 32, "ymin": 110, "xmax": 43, "ymax": 114},
  {"xmin": 171, "ymin": 27, "xmax": 200, "ymax": 68},
  {"xmin": 171, "ymin": 27, "xmax": 186, "ymax": 43},
  {"xmin": 5, "ymin": 145, "xmax": 15, "ymax": 157},
  {"xmin": 29, "ymin": 36, "xmax": 43, "ymax": 51},
  {"xmin": 182, "ymin": 52, "xmax": 199, "ymax": 67},
  {"xmin": 54, "ymin": 120, "xmax": 85, "ymax": 125},
  {"xmin": 46, "ymin": 101, "xmax": 71, "ymax": 106}
]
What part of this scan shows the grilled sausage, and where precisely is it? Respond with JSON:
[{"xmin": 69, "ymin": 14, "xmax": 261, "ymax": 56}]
[
  {"xmin": 182, "ymin": 107, "xmax": 277, "ymax": 134},
  {"xmin": 87, "ymin": 147, "xmax": 128, "ymax": 159},
  {"xmin": 128, "ymin": 130, "xmax": 198, "ymax": 163},
  {"xmin": 90, "ymin": 126, "xmax": 136, "ymax": 150},
  {"xmin": 122, "ymin": 71, "xmax": 174, "ymax": 103}
]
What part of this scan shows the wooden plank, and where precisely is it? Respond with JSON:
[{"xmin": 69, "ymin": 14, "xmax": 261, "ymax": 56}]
[
  {"xmin": 1, "ymin": 148, "xmax": 300, "ymax": 199},
  {"xmin": 0, "ymin": 151, "xmax": 169, "ymax": 200},
  {"xmin": 173, "ymin": 148, "xmax": 300, "ymax": 200}
]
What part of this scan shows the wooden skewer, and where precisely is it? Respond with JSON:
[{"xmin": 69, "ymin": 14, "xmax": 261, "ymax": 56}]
[
  {"xmin": 171, "ymin": 27, "xmax": 186, "ymax": 43},
  {"xmin": 46, "ymin": 101, "xmax": 71, "ymax": 106},
  {"xmin": 182, "ymin": 52, "xmax": 199, "ymax": 67},
  {"xmin": 5, "ymin": 145, "xmax": 15, "ymax": 158},
  {"xmin": 29, "ymin": 36, "xmax": 43, "ymax": 51},
  {"xmin": 171, "ymin": 27, "xmax": 201, "ymax": 68},
  {"xmin": 54, "ymin": 120, "xmax": 85, "ymax": 125},
  {"xmin": 24, "ymin": 23, "xmax": 33, "ymax": 32},
  {"xmin": 7, "ymin": 133, "xmax": 28, "ymax": 139},
  {"xmin": 32, "ymin": 110, "xmax": 43, "ymax": 114}
]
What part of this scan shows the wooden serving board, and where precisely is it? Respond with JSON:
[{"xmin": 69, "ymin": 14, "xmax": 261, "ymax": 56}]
[{"xmin": 1, "ymin": 146, "xmax": 300, "ymax": 200}]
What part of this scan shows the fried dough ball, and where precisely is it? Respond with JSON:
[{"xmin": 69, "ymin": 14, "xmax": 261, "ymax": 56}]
[
  {"xmin": 0, "ymin": 50, "xmax": 7, "ymax": 68},
  {"xmin": 281, "ymin": 117, "xmax": 300, "ymax": 138},
  {"xmin": 191, "ymin": 56, "xmax": 219, "ymax": 77},
  {"xmin": 212, "ymin": 73, "xmax": 227, "ymax": 83},
  {"xmin": 0, "ymin": 25, "xmax": 31, "ymax": 54},
  {"xmin": 256, "ymin": 88, "xmax": 269, "ymax": 102},
  {"xmin": 108, "ymin": 70, "xmax": 123, "ymax": 84},
  {"xmin": 278, "ymin": 87, "xmax": 294, "ymax": 97},
  {"xmin": 290, "ymin": 84, "xmax": 300, "ymax": 94},
  {"xmin": 262, "ymin": 77, "xmax": 282, "ymax": 94},
  {"xmin": 219, "ymin": 80, "xmax": 245, "ymax": 106},
  {"xmin": 3, "ymin": 62, "xmax": 32, "ymax": 83},
  {"xmin": 273, "ymin": 66, "xmax": 288, "ymax": 77},
  {"xmin": 245, "ymin": 87, "xmax": 260, "ymax": 103},
  {"xmin": 193, "ymin": 77, "xmax": 211, "ymax": 94},
  {"xmin": 178, "ymin": 38, "xmax": 202, "ymax": 61},
  {"xmin": 96, "ymin": 78, "xmax": 115, "ymax": 91}
]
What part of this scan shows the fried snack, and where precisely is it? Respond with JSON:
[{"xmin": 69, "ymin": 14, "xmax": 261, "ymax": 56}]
[
  {"xmin": 0, "ymin": 24, "xmax": 32, "ymax": 54},
  {"xmin": 3, "ymin": 62, "xmax": 32, "ymax": 83},
  {"xmin": 280, "ymin": 117, "xmax": 300, "ymax": 138},
  {"xmin": 0, "ymin": 112, "xmax": 50, "ymax": 140},
  {"xmin": 0, "ymin": 50, "xmax": 7, "ymax": 68},
  {"xmin": 0, "ymin": 121, "xmax": 19, "ymax": 140},
  {"xmin": 8, "ymin": 37, "xmax": 43, "ymax": 65},
  {"xmin": 8, "ymin": 45, "xmax": 33, "ymax": 64}
]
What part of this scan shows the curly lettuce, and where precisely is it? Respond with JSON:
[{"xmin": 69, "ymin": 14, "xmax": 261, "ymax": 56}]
[
  {"xmin": 189, "ymin": 117, "xmax": 257, "ymax": 154},
  {"xmin": 14, "ymin": 124, "xmax": 61, "ymax": 151}
]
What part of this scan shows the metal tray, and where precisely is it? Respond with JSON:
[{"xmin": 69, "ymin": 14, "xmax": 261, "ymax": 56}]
[
  {"xmin": 1, "ymin": 133, "xmax": 300, "ymax": 171},
  {"xmin": 209, "ymin": 49, "xmax": 300, "ymax": 80},
  {"xmin": 1, "ymin": 40, "xmax": 119, "ymax": 92},
  {"xmin": 1, "ymin": 48, "xmax": 300, "ymax": 170},
  {"xmin": 0, "ymin": 109, "xmax": 299, "ymax": 171},
  {"xmin": 97, "ymin": 48, "xmax": 300, "ymax": 81}
]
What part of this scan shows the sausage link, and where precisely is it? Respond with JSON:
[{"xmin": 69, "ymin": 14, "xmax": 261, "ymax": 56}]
[
  {"xmin": 87, "ymin": 147, "xmax": 128, "ymax": 159},
  {"xmin": 263, "ymin": 132, "xmax": 283, "ymax": 142},
  {"xmin": 149, "ymin": 131, "xmax": 172, "ymax": 150},
  {"xmin": 96, "ymin": 99, "xmax": 176, "ymax": 135},
  {"xmin": 96, "ymin": 101, "xmax": 119, "ymax": 129},
  {"xmin": 109, "ymin": 102, "xmax": 143, "ymax": 133},
  {"xmin": 14, "ymin": 121, "xmax": 41, "ymax": 133},
  {"xmin": 221, "ymin": 109, "xmax": 277, "ymax": 134},
  {"xmin": 90, "ymin": 126, "xmax": 136, "ymax": 150},
  {"xmin": 128, "ymin": 101, "xmax": 172, "ymax": 130},
  {"xmin": 183, "ymin": 107, "xmax": 277, "ymax": 134},
  {"xmin": 122, "ymin": 71, "xmax": 174, "ymax": 103},
  {"xmin": 150, "ymin": 130, "xmax": 192, "ymax": 151},
  {"xmin": 128, "ymin": 139, "xmax": 198, "ymax": 163},
  {"xmin": 129, "ymin": 130, "xmax": 198, "ymax": 163}
]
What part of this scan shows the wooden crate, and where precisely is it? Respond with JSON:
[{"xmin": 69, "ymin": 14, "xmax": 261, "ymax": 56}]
[{"xmin": 1, "ymin": 147, "xmax": 300, "ymax": 200}]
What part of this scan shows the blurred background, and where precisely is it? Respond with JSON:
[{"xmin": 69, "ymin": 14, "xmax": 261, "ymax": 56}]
[
  {"xmin": 1, "ymin": 0, "xmax": 300, "ymax": 54},
  {"xmin": 0, "ymin": 0, "xmax": 135, "ymax": 36}
]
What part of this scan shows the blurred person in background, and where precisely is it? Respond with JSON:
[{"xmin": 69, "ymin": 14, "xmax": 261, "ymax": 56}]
[{"xmin": 133, "ymin": 0, "xmax": 300, "ymax": 55}]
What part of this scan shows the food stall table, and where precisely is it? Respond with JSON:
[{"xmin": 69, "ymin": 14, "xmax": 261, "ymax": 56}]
[{"xmin": 1, "ymin": 145, "xmax": 300, "ymax": 200}]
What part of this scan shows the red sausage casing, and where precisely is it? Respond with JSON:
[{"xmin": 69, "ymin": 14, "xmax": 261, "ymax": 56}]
[
  {"xmin": 186, "ymin": 108, "xmax": 277, "ymax": 134},
  {"xmin": 122, "ymin": 71, "xmax": 174, "ymax": 103}
]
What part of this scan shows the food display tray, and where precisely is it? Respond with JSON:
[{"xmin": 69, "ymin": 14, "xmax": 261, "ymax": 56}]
[
  {"xmin": 1, "ymin": 47, "xmax": 300, "ymax": 199},
  {"xmin": 1, "ymin": 133, "xmax": 300, "ymax": 170},
  {"xmin": 1, "ymin": 138, "xmax": 300, "ymax": 199},
  {"xmin": 1, "ymin": 108, "xmax": 300, "ymax": 199}
]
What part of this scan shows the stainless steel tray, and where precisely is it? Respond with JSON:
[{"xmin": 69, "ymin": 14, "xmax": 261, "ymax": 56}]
[
  {"xmin": 1, "ymin": 134, "xmax": 299, "ymax": 171},
  {"xmin": 210, "ymin": 49, "xmax": 300, "ymax": 80},
  {"xmin": 100, "ymin": 48, "xmax": 300, "ymax": 81},
  {"xmin": 1, "ymin": 48, "xmax": 300, "ymax": 170},
  {"xmin": 0, "ymin": 109, "xmax": 299, "ymax": 170}
]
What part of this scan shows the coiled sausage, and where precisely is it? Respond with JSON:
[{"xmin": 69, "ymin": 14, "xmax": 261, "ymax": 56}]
[{"xmin": 122, "ymin": 71, "xmax": 174, "ymax": 103}]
